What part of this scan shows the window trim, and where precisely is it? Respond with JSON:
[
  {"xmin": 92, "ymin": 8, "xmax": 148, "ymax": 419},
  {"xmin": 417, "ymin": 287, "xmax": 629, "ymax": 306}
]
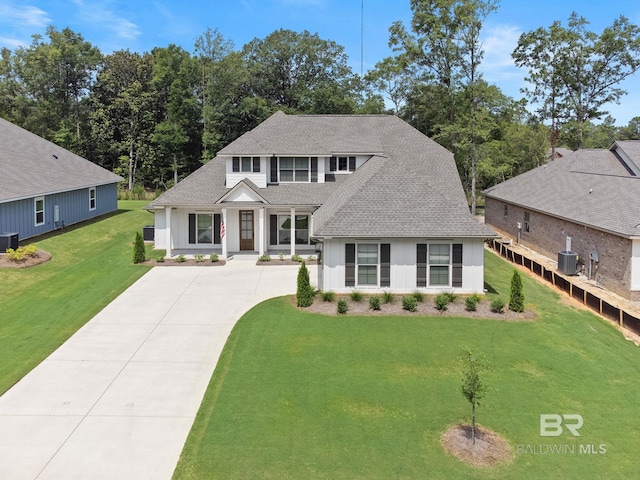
[
  {"xmin": 330, "ymin": 156, "xmax": 356, "ymax": 173},
  {"xmin": 356, "ymin": 243, "xmax": 379, "ymax": 286},
  {"xmin": 34, "ymin": 196, "xmax": 45, "ymax": 226},
  {"xmin": 278, "ymin": 156, "xmax": 310, "ymax": 183},
  {"xmin": 274, "ymin": 214, "xmax": 310, "ymax": 246},
  {"xmin": 524, "ymin": 212, "xmax": 531, "ymax": 234},
  {"xmin": 89, "ymin": 187, "xmax": 96, "ymax": 211},
  {"xmin": 428, "ymin": 243, "xmax": 451, "ymax": 287}
]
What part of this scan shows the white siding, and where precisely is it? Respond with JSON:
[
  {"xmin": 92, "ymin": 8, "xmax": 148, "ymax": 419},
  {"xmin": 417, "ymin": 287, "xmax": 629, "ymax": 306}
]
[
  {"xmin": 320, "ymin": 238, "xmax": 486, "ymax": 294},
  {"xmin": 154, "ymin": 210, "xmax": 166, "ymax": 249},
  {"xmin": 632, "ymin": 239, "xmax": 640, "ymax": 291},
  {"xmin": 226, "ymin": 157, "xmax": 267, "ymax": 188}
]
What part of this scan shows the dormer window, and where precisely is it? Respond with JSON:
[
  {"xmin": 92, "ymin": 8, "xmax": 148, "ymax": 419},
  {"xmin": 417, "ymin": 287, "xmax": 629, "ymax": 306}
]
[
  {"xmin": 330, "ymin": 156, "xmax": 356, "ymax": 172},
  {"xmin": 232, "ymin": 156, "xmax": 260, "ymax": 173}
]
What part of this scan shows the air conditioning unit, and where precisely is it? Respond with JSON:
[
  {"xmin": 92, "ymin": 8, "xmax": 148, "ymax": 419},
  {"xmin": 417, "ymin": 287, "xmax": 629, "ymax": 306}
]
[
  {"xmin": 143, "ymin": 225, "xmax": 155, "ymax": 241},
  {"xmin": 558, "ymin": 251, "xmax": 578, "ymax": 275},
  {"xmin": 0, "ymin": 233, "xmax": 19, "ymax": 253}
]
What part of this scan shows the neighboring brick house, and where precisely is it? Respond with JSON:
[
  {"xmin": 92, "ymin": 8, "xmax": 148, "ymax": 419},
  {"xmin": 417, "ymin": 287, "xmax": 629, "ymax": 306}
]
[
  {"xmin": 484, "ymin": 141, "xmax": 640, "ymax": 302},
  {"xmin": 147, "ymin": 111, "xmax": 496, "ymax": 294},
  {"xmin": 0, "ymin": 117, "xmax": 122, "ymax": 244}
]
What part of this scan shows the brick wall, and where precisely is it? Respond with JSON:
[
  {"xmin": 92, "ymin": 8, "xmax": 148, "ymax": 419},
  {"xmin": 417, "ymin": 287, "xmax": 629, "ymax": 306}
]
[{"xmin": 485, "ymin": 197, "xmax": 636, "ymax": 300}]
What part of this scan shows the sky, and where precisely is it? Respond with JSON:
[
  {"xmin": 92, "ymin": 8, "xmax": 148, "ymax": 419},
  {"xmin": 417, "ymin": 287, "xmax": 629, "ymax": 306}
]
[{"xmin": 1, "ymin": 0, "xmax": 640, "ymax": 125}]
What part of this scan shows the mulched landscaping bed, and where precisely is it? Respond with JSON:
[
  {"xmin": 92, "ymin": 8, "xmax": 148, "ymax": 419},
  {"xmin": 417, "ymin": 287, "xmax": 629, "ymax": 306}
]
[
  {"xmin": 140, "ymin": 259, "xmax": 226, "ymax": 266},
  {"xmin": 0, "ymin": 250, "xmax": 52, "ymax": 268},
  {"xmin": 302, "ymin": 294, "xmax": 537, "ymax": 320},
  {"xmin": 257, "ymin": 259, "xmax": 320, "ymax": 266}
]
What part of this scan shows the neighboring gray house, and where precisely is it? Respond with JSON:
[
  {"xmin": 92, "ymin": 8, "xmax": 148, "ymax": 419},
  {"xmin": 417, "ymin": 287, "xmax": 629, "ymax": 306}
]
[
  {"xmin": 484, "ymin": 141, "xmax": 640, "ymax": 302},
  {"xmin": 0, "ymin": 117, "xmax": 122, "ymax": 242},
  {"xmin": 148, "ymin": 111, "xmax": 496, "ymax": 293}
]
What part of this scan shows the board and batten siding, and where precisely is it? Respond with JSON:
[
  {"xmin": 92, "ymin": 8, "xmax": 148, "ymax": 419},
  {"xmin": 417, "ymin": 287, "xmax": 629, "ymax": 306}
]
[
  {"xmin": 320, "ymin": 237, "xmax": 485, "ymax": 294},
  {"xmin": 0, "ymin": 183, "xmax": 118, "ymax": 240}
]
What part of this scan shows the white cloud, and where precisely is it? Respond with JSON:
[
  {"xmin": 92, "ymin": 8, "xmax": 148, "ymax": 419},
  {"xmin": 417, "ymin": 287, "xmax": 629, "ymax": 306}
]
[
  {"xmin": 0, "ymin": 3, "xmax": 51, "ymax": 27},
  {"xmin": 75, "ymin": 1, "xmax": 141, "ymax": 44},
  {"xmin": 0, "ymin": 35, "xmax": 26, "ymax": 48},
  {"xmin": 481, "ymin": 23, "xmax": 522, "ymax": 79}
]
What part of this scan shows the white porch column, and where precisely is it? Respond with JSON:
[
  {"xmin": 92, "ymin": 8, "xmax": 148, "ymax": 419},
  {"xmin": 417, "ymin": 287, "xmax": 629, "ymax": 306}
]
[
  {"xmin": 164, "ymin": 207, "xmax": 172, "ymax": 259},
  {"xmin": 258, "ymin": 208, "xmax": 265, "ymax": 256},
  {"xmin": 221, "ymin": 208, "xmax": 228, "ymax": 259},
  {"xmin": 290, "ymin": 207, "xmax": 296, "ymax": 256}
]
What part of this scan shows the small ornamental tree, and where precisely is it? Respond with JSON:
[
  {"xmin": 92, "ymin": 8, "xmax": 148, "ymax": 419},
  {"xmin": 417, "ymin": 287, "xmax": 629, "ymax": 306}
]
[
  {"xmin": 509, "ymin": 269, "xmax": 525, "ymax": 312},
  {"xmin": 133, "ymin": 231, "xmax": 146, "ymax": 264},
  {"xmin": 461, "ymin": 347, "xmax": 488, "ymax": 444},
  {"xmin": 296, "ymin": 262, "xmax": 314, "ymax": 307}
]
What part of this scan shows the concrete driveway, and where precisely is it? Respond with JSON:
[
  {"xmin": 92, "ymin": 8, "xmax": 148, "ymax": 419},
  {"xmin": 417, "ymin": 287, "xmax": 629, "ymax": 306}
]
[{"xmin": 0, "ymin": 258, "xmax": 313, "ymax": 480}]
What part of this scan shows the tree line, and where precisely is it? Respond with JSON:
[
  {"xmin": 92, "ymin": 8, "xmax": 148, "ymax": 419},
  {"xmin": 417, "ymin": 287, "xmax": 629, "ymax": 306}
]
[{"xmin": 1, "ymin": 1, "xmax": 640, "ymax": 207}]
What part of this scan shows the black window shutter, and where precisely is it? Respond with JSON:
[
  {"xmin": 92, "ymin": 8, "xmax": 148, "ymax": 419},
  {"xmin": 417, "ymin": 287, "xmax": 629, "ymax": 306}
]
[
  {"xmin": 380, "ymin": 243, "xmax": 391, "ymax": 287},
  {"xmin": 330, "ymin": 156, "xmax": 337, "ymax": 172},
  {"xmin": 214, "ymin": 214, "xmax": 221, "ymax": 244},
  {"xmin": 270, "ymin": 156, "xmax": 278, "ymax": 183},
  {"xmin": 188, "ymin": 214, "xmax": 196, "ymax": 244},
  {"xmin": 348, "ymin": 156, "xmax": 356, "ymax": 171},
  {"xmin": 270, "ymin": 215, "xmax": 278, "ymax": 245},
  {"xmin": 232, "ymin": 157, "xmax": 240, "ymax": 172},
  {"xmin": 345, "ymin": 243, "xmax": 356, "ymax": 287},
  {"xmin": 452, "ymin": 243, "xmax": 463, "ymax": 287},
  {"xmin": 417, "ymin": 244, "xmax": 427, "ymax": 287},
  {"xmin": 253, "ymin": 157, "xmax": 260, "ymax": 173},
  {"xmin": 311, "ymin": 157, "xmax": 318, "ymax": 182}
]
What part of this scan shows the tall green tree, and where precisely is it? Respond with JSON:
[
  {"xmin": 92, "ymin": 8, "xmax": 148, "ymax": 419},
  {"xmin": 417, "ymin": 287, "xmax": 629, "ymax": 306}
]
[
  {"xmin": 150, "ymin": 45, "xmax": 201, "ymax": 187},
  {"xmin": 12, "ymin": 26, "xmax": 102, "ymax": 145},
  {"xmin": 89, "ymin": 50, "xmax": 154, "ymax": 190},
  {"xmin": 389, "ymin": 0, "xmax": 498, "ymax": 213},
  {"xmin": 513, "ymin": 13, "xmax": 640, "ymax": 149}
]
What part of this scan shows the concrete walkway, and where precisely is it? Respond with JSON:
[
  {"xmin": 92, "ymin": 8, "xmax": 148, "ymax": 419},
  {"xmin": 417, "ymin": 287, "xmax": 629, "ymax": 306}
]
[{"xmin": 0, "ymin": 259, "xmax": 313, "ymax": 479}]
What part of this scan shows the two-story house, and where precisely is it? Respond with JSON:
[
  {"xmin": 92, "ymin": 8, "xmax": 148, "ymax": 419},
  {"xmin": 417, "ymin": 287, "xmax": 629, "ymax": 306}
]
[{"xmin": 146, "ymin": 111, "xmax": 496, "ymax": 293}]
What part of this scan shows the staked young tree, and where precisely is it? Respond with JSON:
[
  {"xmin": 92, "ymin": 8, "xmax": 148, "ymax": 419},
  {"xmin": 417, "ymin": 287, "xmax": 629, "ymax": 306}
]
[{"xmin": 460, "ymin": 347, "xmax": 488, "ymax": 444}]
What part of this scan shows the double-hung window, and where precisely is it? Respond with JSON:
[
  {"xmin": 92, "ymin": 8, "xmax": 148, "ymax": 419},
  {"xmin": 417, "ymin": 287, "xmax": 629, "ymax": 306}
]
[
  {"xmin": 232, "ymin": 156, "xmax": 260, "ymax": 173},
  {"xmin": 357, "ymin": 244, "xmax": 378, "ymax": 286},
  {"xmin": 89, "ymin": 187, "xmax": 96, "ymax": 211},
  {"xmin": 188, "ymin": 213, "xmax": 221, "ymax": 244},
  {"xmin": 279, "ymin": 157, "xmax": 309, "ymax": 182},
  {"xmin": 330, "ymin": 156, "xmax": 356, "ymax": 172},
  {"xmin": 428, "ymin": 244, "xmax": 450, "ymax": 286},
  {"xmin": 35, "ymin": 197, "xmax": 45, "ymax": 226},
  {"xmin": 524, "ymin": 212, "xmax": 530, "ymax": 234}
]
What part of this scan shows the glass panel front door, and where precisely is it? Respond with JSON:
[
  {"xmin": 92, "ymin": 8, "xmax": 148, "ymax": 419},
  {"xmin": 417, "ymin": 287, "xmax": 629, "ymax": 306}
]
[{"xmin": 240, "ymin": 210, "xmax": 254, "ymax": 250}]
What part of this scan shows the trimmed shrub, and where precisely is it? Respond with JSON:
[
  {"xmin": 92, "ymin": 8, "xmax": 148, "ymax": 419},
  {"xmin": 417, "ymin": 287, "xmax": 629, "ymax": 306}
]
[
  {"xmin": 369, "ymin": 295, "xmax": 381, "ymax": 311},
  {"xmin": 444, "ymin": 291, "xmax": 456, "ymax": 303},
  {"xmin": 321, "ymin": 291, "xmax": 335, "ymax": 302},
  {"xmin": 337, "ymin": 299, "xmax": 349, "ymax": 314},
  {"xmin": 465, "ymin": 295, "xmax": 479, "ymax": 312},
  {"xmin": 491, "ymin": 297, "xmax": 505, "ymax": 313},
  {"xmin": 258, "ymin": 254, "xmax": 271, "ymax": 262},
  {"xmin": 509, "ymin": 270, "xmax": 525, "ymax": 312},
  {"xmin": 194, "ymin": 254, "xmax": 205, "ymax": 263},
  {"xmin": 412, "ymin": 290, "xmax": 425, "ymax": 302},
  {"xmin": 350, "ymin": 290, "xmax": 363, "ymax": 302},
  {"xmin": 210, "ymin": 253, "xmax": 219, "ymax": 262},
  {"xmin": 156, "ymin": 256, "xmax": 165, "ymax": 263},
  {"xmin": 23, "ymin": 245, "xmax": 38, "ymax": 257},
  {"xmin": 278, "ymin": 253, "xmax": 285, "ymax": 261},
  {"xmin": 402, "ymin": 295, "xmax": 418, "ymax": 312},
  {"xmin": 434, "ymin": 293, "xmax": 450, "ymax": 311},
  {"xmin": 292, "ymin": 254, "xmax": 304, "ymax": 262},
  {"xmin": 5, "ymin": 248, "xmax": 25, "ymax": 262},
  {"xmin": 296, "ymin": 262, "xmax": 314, "ymax": 307},
  {"xmin": 175, "ymin": 254, "xmax": 186, "ymax": 263},
  {"xmin": 382, "ymin": 291, "xmax": 395, "ymax": 304},
  {"xmin": 133, "ymin": 231, "xmax": 146, "ymax": 264}
]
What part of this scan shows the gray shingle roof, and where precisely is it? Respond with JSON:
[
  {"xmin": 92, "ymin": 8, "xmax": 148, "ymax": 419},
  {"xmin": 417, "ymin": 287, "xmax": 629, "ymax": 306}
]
[
  {"xmin": 484, "ymin": 142, "xmax": 640, "ymax": 238},
  {"xmin": 0, "ymin": 117, "xmax": 122, "ymax": 203},
  {"xmin": 149, "ymin": 112, "xmax": 495, "ymax": 239}
]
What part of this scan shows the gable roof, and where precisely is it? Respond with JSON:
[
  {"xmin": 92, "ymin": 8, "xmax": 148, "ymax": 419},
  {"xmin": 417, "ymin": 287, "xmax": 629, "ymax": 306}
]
[
  {"xmin": 149, "ymin": 112, "xmax": 495, "ymax": 239},
  {"xmin": 0, "ymin": 117, "xmax": 122, "ymax": 203},
  {"xmin": 484, "ymin": 141, "xmax": 640, "ymax": 238}
]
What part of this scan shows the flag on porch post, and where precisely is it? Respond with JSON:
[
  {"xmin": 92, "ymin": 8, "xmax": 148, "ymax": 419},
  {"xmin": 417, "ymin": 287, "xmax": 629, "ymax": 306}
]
[{"xmin": 220, "ymin": 219, "xmax": 225, "ymax": 239}]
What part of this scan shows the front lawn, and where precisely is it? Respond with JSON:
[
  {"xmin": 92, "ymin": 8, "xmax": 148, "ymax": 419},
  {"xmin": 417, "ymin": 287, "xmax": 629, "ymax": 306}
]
[
  {"xmin": 174, "ymin": 251, "xmax": 640, "ymax": 479},
  {"xmin": 0, "ymin": 201, "xmax": 156, "ymax": 395}
]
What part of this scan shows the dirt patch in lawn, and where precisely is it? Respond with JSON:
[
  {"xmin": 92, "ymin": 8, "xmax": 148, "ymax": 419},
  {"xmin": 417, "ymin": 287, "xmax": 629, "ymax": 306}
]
[
  {"xmin": 0, "ymin": 250, "xmax": 52, "ymax": 269},
  {"xmin": 302, "ymin": 294, "xmax": 537, "ymax": 320},
  {"xmin": 442, "ymin": 424, "xmax": 512, "ymax": 467}
]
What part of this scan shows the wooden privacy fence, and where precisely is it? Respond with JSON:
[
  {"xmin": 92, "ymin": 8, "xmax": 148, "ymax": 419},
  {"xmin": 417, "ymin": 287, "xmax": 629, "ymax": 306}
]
[{"xmin": 489, "ymin": 239, "xmax": 640, "ymax": 335}]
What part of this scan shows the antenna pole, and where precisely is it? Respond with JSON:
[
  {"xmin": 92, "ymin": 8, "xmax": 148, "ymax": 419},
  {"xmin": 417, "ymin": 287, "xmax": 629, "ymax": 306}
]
[{"xmin": 361, "ymin": 0, "xmax": 364, "ymax": 76}]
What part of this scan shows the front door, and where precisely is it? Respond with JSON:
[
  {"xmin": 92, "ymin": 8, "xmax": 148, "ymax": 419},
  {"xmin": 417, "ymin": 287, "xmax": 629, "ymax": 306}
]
[{"xmin": 239, "ymin": 210, "xmax": 254, "ymax": 250}]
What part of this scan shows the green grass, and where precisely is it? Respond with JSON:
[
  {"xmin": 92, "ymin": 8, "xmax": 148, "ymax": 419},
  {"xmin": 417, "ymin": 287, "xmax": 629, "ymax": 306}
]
[
  {"xmin": 0, "ymin": 201, "xmax": 157, "ymax": 395},
  {"xmin": 174, "ymin": 251, "xmax": 640, "ymax": 479}
]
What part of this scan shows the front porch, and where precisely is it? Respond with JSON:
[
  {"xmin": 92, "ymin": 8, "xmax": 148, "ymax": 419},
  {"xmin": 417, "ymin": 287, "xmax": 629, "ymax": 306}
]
[{"xmin": 158, "ymin": 205, "xmax": 318, "ymax": 260}]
